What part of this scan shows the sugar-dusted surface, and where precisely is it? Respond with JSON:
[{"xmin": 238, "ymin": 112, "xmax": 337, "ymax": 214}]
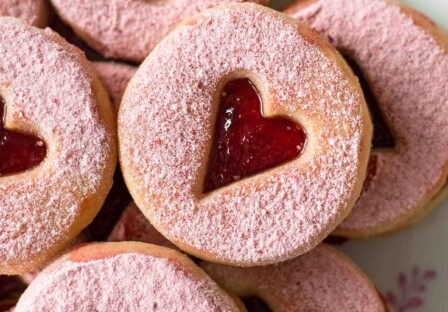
[
  {"xmin": 119, "ymin": 4, "xmax": 369, "ymax": 265},
  {"xmin": 0, "ymin": 19, "xmax": 115, "ymax": 273},
  {"xmin": 201, "ymin": 244, "xmax": 385, "ymax": 312},
  {"xmin": 92, "ymin": 62, "xmax": 136, "ymax": 110},
  {"xmin": 289, "ymin": 0, "xmax": 448, "ymax": 233},
  {"xmin": 0, "ymin": 0, "xmax": 46, "ymax": 27},
  {"xmin": 108, "ymin": 202, "xmax": 179, "ymax": 251},
  {"xmin": 15, "ymin": 250, "xmax": 239, "ymax": 312},
  {"xmin": 20, "ymin": 233, "xmax": 88, "ymax": 285},
  {"xmin": 51, "ymin": 0, "xmax": 268, "ymax": 62}
]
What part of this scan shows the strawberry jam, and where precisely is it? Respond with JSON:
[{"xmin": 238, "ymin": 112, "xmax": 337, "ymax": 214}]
[
  {"xmin": 362, "ymin": 155, "xmax": 378, "ymax": 192},
  {"xmin": 204, "ymin": 79, "xmax": 306, "ymax": 193},
  {"xmin": 0, "ymin": 96, "xmax": 46, "ymax": 176}
]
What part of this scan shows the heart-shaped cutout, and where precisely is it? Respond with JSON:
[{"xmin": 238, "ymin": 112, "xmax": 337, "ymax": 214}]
[
  {"xmin": 204, "ymin": 79, "xmax": 306, "ymax": 193},
  {"xmin": 0, "ymin": 96, "xmax": 46, "ymax": 176}
]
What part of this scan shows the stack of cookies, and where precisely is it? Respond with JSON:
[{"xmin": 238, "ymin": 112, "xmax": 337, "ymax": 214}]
[{"xmin": 1, "ymin": 0, "xmax": 447, "ymax": 311}]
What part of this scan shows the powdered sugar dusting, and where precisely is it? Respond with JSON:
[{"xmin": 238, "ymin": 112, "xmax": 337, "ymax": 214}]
[
  {"xmin": 0, "ymin": 0, "xmax": 46, "ymax": 27},
  {"xmin": 15, "ymin": 250, "xmax": 239, "ymax": 311},
  {"xmin": 0, "ymin": 19, "xmax": 115, "ymax": 272},
  {"xmin": 92, "ymin": 61, "xmax": 136, "ymax": 110},
  {"xmin": 119, "ymin": 4, "xmax": 368, "ymax": 265},
  {"xmin": 289, "ymin": 0, "xmax": 448, "ymax": 233},
  {"xmin": 51, "ymin": 0, "xmax": 268, "ymax": 62},
  {"xmin": 201, "ymin": 244, "xmax": 385, "ymax": 312}
]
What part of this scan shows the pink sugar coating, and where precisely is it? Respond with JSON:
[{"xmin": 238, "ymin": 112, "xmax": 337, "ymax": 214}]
[
  {"xmin": 119, "ymin": 4, "xmax": 367, "ymax": 265},
  {"xmin": 0, "ymin": 19, "xmax": 115, "ymax": 271},
  {"xmin": 15, "ymin": 250, "xmax": 239, "ymax": 312},
  {"xmin": 92, "ymin": 61, "xmax": 136, "ymax": 111},
  {"xmin": 108, "ymin": 202, "xmax": 179, "ymax": 251},
  {"xmin": 289, "ymin": 0, "xmax": 448, "ymax": 232},
  {"xmin": 50, "ymin": 0, "xmax": 269, "ymax": 62},
  {"xmin": 0, "ymin": 0, "xmax": 45, "ymax": 27},
  {"xmin": 201, "ymin": 244, "xmax": 385, "ymax": 311}
]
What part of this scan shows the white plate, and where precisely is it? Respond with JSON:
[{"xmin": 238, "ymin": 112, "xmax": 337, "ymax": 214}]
[{"xmin": 271, "ymin": 0, "xmax": 448, "ymax": 311}]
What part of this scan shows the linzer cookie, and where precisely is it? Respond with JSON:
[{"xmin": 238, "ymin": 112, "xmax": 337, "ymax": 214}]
[
  {"xmin": 0, "ymin": 18, "xmax": 116, "ymax": 274},
  {"xmin": 118, "ymin": 3, "xmax": 372, "ymax": 266},
  {"xmin": 201, "ymin": 244, "xmax": 386, "ymax": 312},
  {"xmin": 287, "ymin": 0, "xmax": 448, "ymax": 237},
  {"xmin": 50, "ymin": 0, "xmax": 269, "ymax": 62},
  {"xmin": 14, "ymin": 242, "xmax": 240, "ymax": 312}
]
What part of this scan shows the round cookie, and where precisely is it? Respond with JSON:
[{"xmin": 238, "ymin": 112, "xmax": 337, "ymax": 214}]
[
  {"xmin": 15, "ymin": 242, "xmax": 241, "ymax": 312},
  {"xmin": 0, "ymin": 0, "xmax": 48, "ymax": 27},
  {"xmin": 50, "ymin": 0, "xmax": 269, "ymax": 63},
  {"xmin": 201, "ymin": 244, "xmax": 386, "ymax": 312},
  {"xmin": 287, "ymin": 0, "xmax": 448, "ymax": 237},
  {"xmin": 119, "ymin": 3, "xmax": 372, "ymax": 265},
  {"xmin": 0, "ymin": 18, "xmax": 117, "ymax": 274},
  {"xmin": 92, "ymin": 62, "xmax": 136, "ymax": 110}
]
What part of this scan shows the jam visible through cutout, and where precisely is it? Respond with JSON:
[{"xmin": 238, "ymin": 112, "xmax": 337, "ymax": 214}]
[
  {"xmin": 362, "ymin": 154, "xmax": 378, "ymax": 192},
  {"xmin": 0, "ymin": 96, "xmax": 46, "ymax": 176},
  {"xmin": 241, "ymin": 296, "xmax": 273, "ymax": 312},
  {"xmin": 204, "ymin": 79, "xmax": 306, "ymax": 193}
]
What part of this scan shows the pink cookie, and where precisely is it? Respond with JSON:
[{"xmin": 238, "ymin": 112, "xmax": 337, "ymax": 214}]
[
  {"xmin": 15, "ymin": 242, "xmax": 240, "ymax": 312},
  {"xmin": 201, "ymin": 244, "xmax": 386, "ymax": 312},
  {"xmin": 0, "ymin": 18, "xmax": 116, "ymax": 274},
  {"xmin": 287, "ymin": 0, "xmax": 448, "ymax": 237},
  {"xmin": 0, "ymin": 0, "xmax": 48, "ymax": 27},
  {"xmin": 50, "ymin": 0, "xmax": 269, "ymax": 62},
  {"xmin": 92, "ymin": 62, "xmax": 136, "ymax": 110},
  {"xmin": 119, "ymin": 4, "xmax": 372, "ymax": 266}
]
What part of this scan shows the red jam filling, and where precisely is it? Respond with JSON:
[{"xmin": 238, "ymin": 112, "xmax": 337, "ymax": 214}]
[
  {"xmin": 204, "ymin": 79, "xmax": 306, "ymax": 193},
  {"xmin": 362, "ymin": 155, "xmax": 378, "ymax": 193},
  {"xmin": 0, "ymin": 97, "xmax": 46, "ymax": 176}
]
